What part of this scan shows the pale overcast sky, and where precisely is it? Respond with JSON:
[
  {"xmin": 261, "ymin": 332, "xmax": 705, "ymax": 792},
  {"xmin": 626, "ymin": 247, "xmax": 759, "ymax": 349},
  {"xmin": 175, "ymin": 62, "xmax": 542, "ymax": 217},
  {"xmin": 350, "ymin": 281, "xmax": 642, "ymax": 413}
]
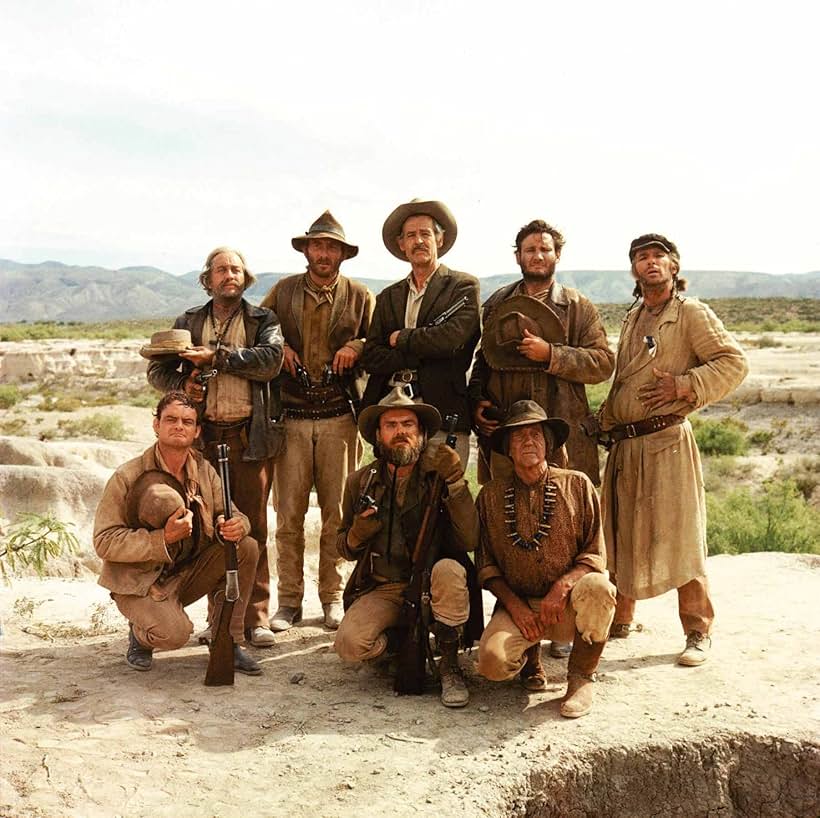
[{"xmin": 1, "ymin": 1, "xmax": 817, "ymax": 278}]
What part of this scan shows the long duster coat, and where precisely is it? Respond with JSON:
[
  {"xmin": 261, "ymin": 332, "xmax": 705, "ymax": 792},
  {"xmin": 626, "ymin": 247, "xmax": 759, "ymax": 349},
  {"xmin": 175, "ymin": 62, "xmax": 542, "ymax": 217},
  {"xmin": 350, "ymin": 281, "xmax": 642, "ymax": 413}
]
[{"xmin": 600, "ymin": 296, "xmax": 748, "ymax": 600}]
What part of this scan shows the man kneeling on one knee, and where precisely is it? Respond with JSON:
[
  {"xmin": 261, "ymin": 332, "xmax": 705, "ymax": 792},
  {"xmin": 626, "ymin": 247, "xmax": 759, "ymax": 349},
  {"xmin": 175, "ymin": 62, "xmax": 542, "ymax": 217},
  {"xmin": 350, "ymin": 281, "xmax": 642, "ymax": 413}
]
[
  {"xmin": 93, "ymin": 391, "xmax": 262, "ymax": 676},
  {"xmin": 334, "ymin": 388, "xmax": 483, "ymax": 707},
  {"xmin": 475, "ymin": 400, "xmax": 615, "ymax": 717}
]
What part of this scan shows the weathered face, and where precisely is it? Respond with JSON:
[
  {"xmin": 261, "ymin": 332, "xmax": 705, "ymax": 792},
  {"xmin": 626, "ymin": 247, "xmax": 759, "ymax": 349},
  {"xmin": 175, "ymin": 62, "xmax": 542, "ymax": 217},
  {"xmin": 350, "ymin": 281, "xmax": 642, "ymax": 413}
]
[
  {"xmin": 376, "ymin": 408, "xmax": 423, "ymax": 466},
  {"xmin": 516, "ymin": 232, "xmax": 560, "ymax": 280},
  {"xmin": 207, "ymin": 251, "xmax": 246, "ymax": 301},
  {"xmin": 153, "ymin": 401, "xmax": 200, "ymax": 450},
  {"xmin": 632, "ymin": 245, "xmax": 677, "ymax": 290},
  {"xmin": 305, "ymin": 237, "xmax": 345, "ymax": 281},
  {"xmin": 397, "ymin": 215, "xmax": 443, "ymax": 267},
  {"xmin": 508, "ymin": 424, "xmax": 547, "ymax": 469}
]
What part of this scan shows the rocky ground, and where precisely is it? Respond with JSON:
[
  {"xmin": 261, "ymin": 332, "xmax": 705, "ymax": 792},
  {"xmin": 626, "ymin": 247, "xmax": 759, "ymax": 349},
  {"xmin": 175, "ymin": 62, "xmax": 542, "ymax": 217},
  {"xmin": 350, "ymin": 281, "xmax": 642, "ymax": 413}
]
[{"xmin": 0, "ymin": 332, "xmax": 819, "ymax": 817}]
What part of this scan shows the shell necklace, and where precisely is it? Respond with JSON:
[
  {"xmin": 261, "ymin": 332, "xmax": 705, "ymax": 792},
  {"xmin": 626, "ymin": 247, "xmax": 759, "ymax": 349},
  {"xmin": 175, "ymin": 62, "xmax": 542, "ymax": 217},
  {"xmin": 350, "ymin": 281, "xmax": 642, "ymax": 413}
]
[{"xmin": 504, "ymin": 474, "xmax": 558, "ymax": 551}]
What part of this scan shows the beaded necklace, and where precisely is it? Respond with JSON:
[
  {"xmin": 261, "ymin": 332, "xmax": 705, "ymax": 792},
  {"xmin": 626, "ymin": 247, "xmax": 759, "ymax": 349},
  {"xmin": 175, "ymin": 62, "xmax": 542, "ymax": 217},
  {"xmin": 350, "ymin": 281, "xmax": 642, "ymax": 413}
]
[{"xmin": 503, "ymin": 475, "xmax": 558, "ymax": 551}]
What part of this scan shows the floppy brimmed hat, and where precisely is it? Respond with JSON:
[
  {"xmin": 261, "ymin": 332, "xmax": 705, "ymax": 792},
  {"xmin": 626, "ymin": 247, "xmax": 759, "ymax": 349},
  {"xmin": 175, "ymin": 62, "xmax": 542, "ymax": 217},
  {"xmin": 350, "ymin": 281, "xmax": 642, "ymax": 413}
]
[
  {"xmin": 358, "ymin": 387, "xmax": 442, "ymax": 446},
  {"xmin": 125, "ymin": 470, "xmax": 193, "ymax": 529},
  {"xmin": 482, "ymin": 296, "xmax": 566, "ymax": 370},
  {"xmin": 139, "ymin": 330, "xmax": 194, "ymax": 360},
  {"xmin": 292, "ymin": 210, "xmax": 358, "ymax": 259},
  {"xmin": 628, "ymin": 233, "xmax": 680, "ymax": 263},
  {"xmin": 381, "ymin": 198, "xmax": 457, "ymax": 260},
  {"xmin": 490, "ymin": 400, "xmax": 570, "ymax": 455}
]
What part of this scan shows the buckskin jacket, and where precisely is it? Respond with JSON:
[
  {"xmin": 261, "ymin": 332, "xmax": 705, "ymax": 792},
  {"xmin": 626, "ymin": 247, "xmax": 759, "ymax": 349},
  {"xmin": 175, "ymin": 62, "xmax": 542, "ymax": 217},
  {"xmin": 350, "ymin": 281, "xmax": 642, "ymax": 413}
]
[
  {"xmin": 94, "ymin": 445, "xmax": 250, "ymax": 597},
  {"xmin": 600, "ymin": 295, "xmax": 749, "ymax": 599},
  {"xmin": 469, "ymin": 280, "xmax": 614, "ymax": 484},
  {"xmin": 361, "ymin": 265, "xmax": 480, "ymax": 433},
  {"xmin": 146, "ymin": 299, "xmax": 284, "ymax": 461},
  {"xmin": 337, "ymin": 451, "xmax": 484, "ymax": 645}
]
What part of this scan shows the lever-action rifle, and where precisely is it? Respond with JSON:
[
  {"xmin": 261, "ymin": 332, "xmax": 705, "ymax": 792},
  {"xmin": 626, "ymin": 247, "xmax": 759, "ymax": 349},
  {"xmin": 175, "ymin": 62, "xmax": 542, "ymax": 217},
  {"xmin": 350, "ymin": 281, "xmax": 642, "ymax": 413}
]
[
  {"xmin": 393, "ymin": 414, "xmax": 459, "ymax": 695},
  {"xmin": 204, "ymin": 443, "xmax": 239, "ymax": 686}
]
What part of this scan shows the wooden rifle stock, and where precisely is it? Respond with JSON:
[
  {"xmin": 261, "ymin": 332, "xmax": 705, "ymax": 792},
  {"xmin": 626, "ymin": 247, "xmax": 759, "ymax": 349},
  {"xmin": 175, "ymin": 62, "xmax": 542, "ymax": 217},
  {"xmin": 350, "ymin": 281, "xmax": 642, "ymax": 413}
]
[
  {"xmin": 204, "ymin": 443, "xmax": 238, "ymax": 686},
  {"xmin": 394, "ymin": 415, "xmax": 459, "ymax": 695}
]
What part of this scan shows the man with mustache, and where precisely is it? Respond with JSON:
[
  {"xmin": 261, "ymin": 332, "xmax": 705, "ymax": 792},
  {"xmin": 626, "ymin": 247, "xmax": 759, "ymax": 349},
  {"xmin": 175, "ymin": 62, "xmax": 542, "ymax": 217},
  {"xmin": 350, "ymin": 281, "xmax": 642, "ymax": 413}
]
[
  {"xmin": 259, "ymin": 212, "xmax": 374, "ymax": 632},
  {"xmin": 147, "ymin": 247, "xmax": 284, "ymax": 648},
  {"xmin": 334, "ymin": 388, "xmax": 484, "ymax": 708},
  {"xmin": 475, "ymin": 400, "xmax": 616, "ymax": 718},
  {"xmin": 361, "ymin": 198, "xmax": 480, "ymax": 464}
]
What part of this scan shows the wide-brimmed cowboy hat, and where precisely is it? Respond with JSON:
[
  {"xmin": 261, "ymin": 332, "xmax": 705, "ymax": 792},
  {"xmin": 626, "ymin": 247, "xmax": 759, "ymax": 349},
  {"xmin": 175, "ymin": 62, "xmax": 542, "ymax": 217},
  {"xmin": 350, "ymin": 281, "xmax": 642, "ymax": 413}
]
[
  {"xmin": 490, "ymin": 400, "xmax": 570, "ymax": 455},
  {"xmin": 381, "ymin": 198, "xmax": 457, "ymax": 261},
  {"xmin": 482, "ymin": 296, "xmax": 566, "ymax": 371},
  {"xmin": 358, "ymin": 387, "xmax": 442, "ymax": 446},
  {"xmin": 139, "ymin": 330, "xmax": 194, "ymax": 361},
  {"xmin": 291, "ymin": 210, "xmax": 358, "ymax": 259}
]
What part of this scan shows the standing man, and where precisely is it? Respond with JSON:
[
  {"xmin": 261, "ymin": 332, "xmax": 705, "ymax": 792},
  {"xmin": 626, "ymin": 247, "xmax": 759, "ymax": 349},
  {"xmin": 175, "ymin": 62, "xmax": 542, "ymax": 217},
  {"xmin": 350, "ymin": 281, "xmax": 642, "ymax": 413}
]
[
  {"xmin": 361, "ymin": 198, "xmax": 480, "ymax": 464},
  {"xmin": 335, "ymin": 388, "xmax": 484, "ymax": 708},
  {"xmin": 475, "ymin": 401, "xmax": 616, "ymax": 718},
  {"xmin": 470, "ymin": 219, "xmax": 614, "ymax": 486},
  {"xmin": 259, "ymin": 211, "xmax": 374, "ymax": 631},
  {"xmin": 599, "ymin": 234, "xmax": 748, "ymax": 665},
  {"xmin": 147, "ymin": 247, "xmax": 284, "ymax": 648},
  {"xmin": 94, "ymin": 391, "xmax": 262, "ymax": 676}
]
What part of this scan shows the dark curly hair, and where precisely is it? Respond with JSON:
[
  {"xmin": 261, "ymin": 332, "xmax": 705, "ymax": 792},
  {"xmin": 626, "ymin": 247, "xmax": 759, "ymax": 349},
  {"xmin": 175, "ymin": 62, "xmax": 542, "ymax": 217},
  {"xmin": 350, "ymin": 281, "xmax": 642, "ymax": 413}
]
[
  {"xmin": 514, "ymin": 220, "xmax": 565, "ymax": 254},
  {"xmin": 154, "ymin": 390, "xmax": 199, "ymax": 420}
]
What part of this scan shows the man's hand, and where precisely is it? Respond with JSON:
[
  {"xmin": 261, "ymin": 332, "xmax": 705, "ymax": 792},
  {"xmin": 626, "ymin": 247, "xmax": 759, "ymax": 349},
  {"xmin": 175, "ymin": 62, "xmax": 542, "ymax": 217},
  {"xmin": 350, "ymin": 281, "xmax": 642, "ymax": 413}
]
[
  {"xmin": 538, "ymin": 581, "xmax": 570, "ymax": 628},
  {"xmin": 507, "ymin": 596, "xmax": 543, "ymax": 643},
  {"xmin": 474, "ymin": 400, "xmax": 501, "ymax": 437},
  {"xmin": 388, "ymin": 330, "xmax": 401, "ymax": 348},
  {"xmin": 282, "ymin": 344, "xmax": 303, "ymax": 378},
  {"xmin": 179, "ymin": 346, "xmax": 216, "ymax": 369},
  {"xmin": 216, "ymin": 514, "xmax": 244, "ymax": 543},
  {"xmin": 348, "ymin": 507, "xmax": 382, "ymax": 549},
  {"xmin": 183, "ymin": 369, "xmax": 206, "ymax": 403},
  {"xmin": 164, "ymin": 506, "xmax": 193, "ymax": 544},
  {"xmin": 332, "ymin": 345, "xmax": 358, "ymax": 375},
  {"xmin": 638, "ymin": 367, "xmax": 678, "ymax": 410},
  {"xmin": 517, "ymin": 329, "xmax": 552, "ymax": 363},
  {"xmin": 432, "ymin": 442, "xmax": 464, "ymax": 484}
]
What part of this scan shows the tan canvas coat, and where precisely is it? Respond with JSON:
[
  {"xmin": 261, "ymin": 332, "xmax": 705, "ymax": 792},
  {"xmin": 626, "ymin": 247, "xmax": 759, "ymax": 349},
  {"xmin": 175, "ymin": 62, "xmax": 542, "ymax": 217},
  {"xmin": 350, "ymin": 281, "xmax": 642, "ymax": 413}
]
[
  {"xmin": 93, "ymin": 445, "xmax": 249, "ymax": 597},
  {"xmin": 600, "ymin": 296, "xmax": 748, "ymax": 599}
]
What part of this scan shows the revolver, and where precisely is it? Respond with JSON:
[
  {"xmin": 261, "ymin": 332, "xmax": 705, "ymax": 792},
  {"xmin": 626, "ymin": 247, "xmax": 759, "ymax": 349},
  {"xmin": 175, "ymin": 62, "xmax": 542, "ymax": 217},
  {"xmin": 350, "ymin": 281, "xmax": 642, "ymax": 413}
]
[
  {"xmin": 354, "ymin": 467, "xmax": 378, "ymax": 515},
  {"xmin": 194, "ymin": 368, "xmax": 218, "ymax": 400},
  {"xmin": 294, "ymin": 362, "xmax": 312, "ymax": 389}
]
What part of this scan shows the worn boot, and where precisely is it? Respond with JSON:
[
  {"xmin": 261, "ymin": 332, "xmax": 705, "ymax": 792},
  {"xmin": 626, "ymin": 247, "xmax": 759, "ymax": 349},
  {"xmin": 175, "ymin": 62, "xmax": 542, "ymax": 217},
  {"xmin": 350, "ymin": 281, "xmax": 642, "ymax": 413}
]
[
  {"xmin": 520, "ymin": 643, "xmax": 547, "ymax": 691},
  {"xmin": 435, "ymin": 624, "xmax": 469, "ymax": 708},
  {"xmin": 126, "ymin": 624, "xmax": 153, "ymax": 671},
  {"xmin": 560, "ymin": 629, "xmax": 606, "ymax": 718}
]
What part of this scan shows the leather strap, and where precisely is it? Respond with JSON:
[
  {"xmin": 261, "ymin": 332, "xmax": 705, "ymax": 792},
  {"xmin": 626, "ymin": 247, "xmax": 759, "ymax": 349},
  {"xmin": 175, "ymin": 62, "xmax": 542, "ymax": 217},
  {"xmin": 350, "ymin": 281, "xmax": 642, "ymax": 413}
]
[{"xmin": 605, "ymin": 414, "xmax": 685, "ymax": 444}]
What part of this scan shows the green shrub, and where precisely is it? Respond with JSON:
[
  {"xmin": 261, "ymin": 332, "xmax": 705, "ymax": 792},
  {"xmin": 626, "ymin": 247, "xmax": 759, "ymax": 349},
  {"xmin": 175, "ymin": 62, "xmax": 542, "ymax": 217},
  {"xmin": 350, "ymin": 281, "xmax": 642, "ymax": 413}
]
[
  {"xmin": 691, "ymin": 416, "xmax": 749, "ymax": 456},
  {"xmin": 748, "ymin": 429, "xmax": 775, "ymax": 452},
  {"xmin": 40, "ymin": 395, "xmax": 82, "ymax": 412},
  {"xmin": 0, "ymin": 385, "xmax": 22, "ymax": 409},
  {"xmin": 57, "ymin": 413, "xmax": 128, "ymax": 441},
  {"xmin": 702, "ymin": 456, "xmax": 756, "ymax": 493},
  {"xmin": 776, "ymin": 457, "xmax": 820, "ymax": 502},
  {"xmin": 0, "ymin": 418, "xmax": 25, "ymax": 435},
  {"xmin": 707, "ymin": 479, "xmax": 820, "ymax": 555}
]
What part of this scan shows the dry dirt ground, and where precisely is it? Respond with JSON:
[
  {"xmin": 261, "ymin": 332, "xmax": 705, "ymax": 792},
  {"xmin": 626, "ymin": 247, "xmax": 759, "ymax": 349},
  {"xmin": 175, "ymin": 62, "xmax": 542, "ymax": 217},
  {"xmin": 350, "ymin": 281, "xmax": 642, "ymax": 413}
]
[{"xmin": 0, "ymin": 333, "xmax": 819, "ymax": 817}]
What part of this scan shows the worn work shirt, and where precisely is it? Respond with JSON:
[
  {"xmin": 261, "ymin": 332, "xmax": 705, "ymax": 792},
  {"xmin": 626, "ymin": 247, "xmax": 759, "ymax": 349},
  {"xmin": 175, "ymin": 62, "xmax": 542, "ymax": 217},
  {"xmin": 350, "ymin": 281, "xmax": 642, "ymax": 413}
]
[
  {"xmin": 404, "ymin": 268, "xmax": 439, "ymax": 330},
  {"xmin": 201, "ymin": 310, "xmax": 253, "ymax": 423}
]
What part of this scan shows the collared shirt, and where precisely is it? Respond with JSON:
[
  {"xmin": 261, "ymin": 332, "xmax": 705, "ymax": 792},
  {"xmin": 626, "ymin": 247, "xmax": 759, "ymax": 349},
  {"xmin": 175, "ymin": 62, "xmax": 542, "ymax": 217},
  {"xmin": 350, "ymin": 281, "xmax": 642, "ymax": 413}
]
[
  {"xmin": 404, "ymin": 267, "xmax": 439, "ymax": 329},
  {"xmin": 201, "ymin": 310, "xmax": 253, "ymax": 423},
  {"xmin": 302, "ymin": 273, "xmax": 336, "ymax": 381}
]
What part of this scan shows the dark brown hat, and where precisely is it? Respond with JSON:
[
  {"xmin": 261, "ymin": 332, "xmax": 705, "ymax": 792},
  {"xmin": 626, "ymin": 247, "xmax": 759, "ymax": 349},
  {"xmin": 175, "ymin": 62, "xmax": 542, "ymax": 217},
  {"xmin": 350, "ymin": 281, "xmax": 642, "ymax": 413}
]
[
  {"xmin": 482, "ymin": 296, "xmax": 566, "ymax": 371},
  {"xmin": 382, "ymin": 198, "xmax": 457, "ymax": 260},
  {"xmin": 358, "ymin": 387, "xmax": 441, "ymax": 446},
  {"xmin": 490, "ymin": 400, "xmax": 570, "ymax": 455},
  {"xmin": 628, "ymin": 233, "xmax": 680, "ymax": 263},
  {"xmin": 292, "ymin": 210, "xmax": 358, "ymax": 259},
  {"xmin": 125, "ymin": 470, "xmax": 190, "ymax": 529}
]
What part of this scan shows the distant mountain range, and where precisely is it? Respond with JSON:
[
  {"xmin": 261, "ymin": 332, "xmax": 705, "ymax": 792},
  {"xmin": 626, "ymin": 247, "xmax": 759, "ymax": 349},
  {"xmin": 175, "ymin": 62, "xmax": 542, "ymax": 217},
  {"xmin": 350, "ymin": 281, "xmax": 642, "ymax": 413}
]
[{"xmin": 1, "ymin": 259, "xmax": 818, "ymax": 322}]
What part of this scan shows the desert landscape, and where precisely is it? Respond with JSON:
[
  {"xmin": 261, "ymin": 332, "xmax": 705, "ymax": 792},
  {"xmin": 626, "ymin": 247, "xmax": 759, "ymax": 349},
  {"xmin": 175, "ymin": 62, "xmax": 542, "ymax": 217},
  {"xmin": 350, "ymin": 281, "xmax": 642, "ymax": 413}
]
[{"xmin": 1, "ymin": 330, "xmax": 818, "ymax": 817}]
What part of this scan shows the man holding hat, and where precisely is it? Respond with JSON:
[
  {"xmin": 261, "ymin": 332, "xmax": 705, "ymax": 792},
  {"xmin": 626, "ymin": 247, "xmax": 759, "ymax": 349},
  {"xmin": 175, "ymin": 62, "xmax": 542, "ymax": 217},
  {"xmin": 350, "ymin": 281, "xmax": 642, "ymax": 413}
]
[
  {"xmin": 259, "ymin": 211, "xmax": 374, "ymax": 631},
  {"xmin": 334, "ymin": 388, "xmax": 484, "ymax": 708},
  {"xmin": 361, "ymin": 198, "xmax": 480, "ymax": 464},
  {"xmin": 599, "ymin": 234, "xmax": 748, "ymax": 666},
  {"xmin": 94, "ymin": 391, "xmax": 262, "ymax": 675},
  {"xmin": 147, "ymin": 246, "xmax": 283, "ymax": 648},
  {"xmin": 475, "ymin": 400, "xmax": 616, "ymax": 718},
  {"xmin": 469, "ymin": 219, "xmax": 614, "ymax": 487}
]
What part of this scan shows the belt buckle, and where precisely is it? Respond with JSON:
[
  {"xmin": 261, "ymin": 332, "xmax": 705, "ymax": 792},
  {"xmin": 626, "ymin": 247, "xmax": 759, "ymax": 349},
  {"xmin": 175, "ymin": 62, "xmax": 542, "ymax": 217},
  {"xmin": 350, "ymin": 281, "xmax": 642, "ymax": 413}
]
[
  {"xmin": 625, "ymin": 423, "xmax": 638, "ymax": 438},
  {"xmin": 395, "ymin": 369, "xmax": 414, "ymax": 384}
]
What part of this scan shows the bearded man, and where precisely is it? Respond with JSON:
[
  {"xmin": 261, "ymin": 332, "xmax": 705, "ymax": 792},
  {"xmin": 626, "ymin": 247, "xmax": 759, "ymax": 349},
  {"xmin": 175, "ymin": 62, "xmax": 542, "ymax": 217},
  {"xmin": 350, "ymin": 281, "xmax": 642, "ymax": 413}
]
[
  {"xmin": 147, "ymin": 247, "xmax": 284, "ymax": 648},
  {"xmin": 475, "ymin": 400, "xmax": 616, "ymax": 718},
  {"xmin": 334, "ymin": 388, "xmax": 484, "ymax": 708},
  {"xmin": 599, "ymin": 234, "xmax": 748, "ymax": 666},
  {"xmin": 470, "ymin": 219, "xmax": 614, "ymax": 486},
  {"xmin": 259, "ymin": 212, "xmax": 374, "ymax": 631}
]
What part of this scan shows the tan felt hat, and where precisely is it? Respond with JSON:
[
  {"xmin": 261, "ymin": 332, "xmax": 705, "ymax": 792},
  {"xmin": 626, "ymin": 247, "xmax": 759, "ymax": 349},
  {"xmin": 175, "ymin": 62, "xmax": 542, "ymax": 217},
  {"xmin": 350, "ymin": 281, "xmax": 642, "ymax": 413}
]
[
  {"xmin": 358, "ymin": 386, "xmax": 441, "ymax": 446},
  {"xmin": 381, "ymin": 198, "xmax": 457, "ymax": 260},
  {"xmin": 139, "ymin": 330, "xmax": 194, "ymax": 360}
]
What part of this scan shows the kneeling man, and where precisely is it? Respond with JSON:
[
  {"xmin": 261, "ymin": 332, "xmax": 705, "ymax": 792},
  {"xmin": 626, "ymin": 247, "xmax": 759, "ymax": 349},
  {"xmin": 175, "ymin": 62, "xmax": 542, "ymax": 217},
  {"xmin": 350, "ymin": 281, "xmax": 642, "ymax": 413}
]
[
  {"xmin": 335, "ymin": 388, "xmax": 483, "ymax": 707},
  {"xmin": 94, "ymin": 391, "xmax": 262, "ymax": 676},
  {"xmin": 476, "ymin": 400, "xmax": 615, "ymax": 717}
]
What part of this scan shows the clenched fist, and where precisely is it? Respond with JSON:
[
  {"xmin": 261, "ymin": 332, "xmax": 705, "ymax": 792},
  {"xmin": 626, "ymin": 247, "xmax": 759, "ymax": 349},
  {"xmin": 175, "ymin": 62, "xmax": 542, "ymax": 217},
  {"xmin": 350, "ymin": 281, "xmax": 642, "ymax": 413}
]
[{"xmin": 432, "ymin": 442, "xmax": 464, "ymax": 484}]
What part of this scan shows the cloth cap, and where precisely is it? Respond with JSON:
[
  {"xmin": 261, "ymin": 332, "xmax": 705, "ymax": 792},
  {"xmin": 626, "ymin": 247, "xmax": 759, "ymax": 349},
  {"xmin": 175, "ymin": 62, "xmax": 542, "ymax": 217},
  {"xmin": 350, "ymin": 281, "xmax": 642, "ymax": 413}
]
[{"xmin": 628, "ymin": 233, "xmax": 680, "ymax": 263}]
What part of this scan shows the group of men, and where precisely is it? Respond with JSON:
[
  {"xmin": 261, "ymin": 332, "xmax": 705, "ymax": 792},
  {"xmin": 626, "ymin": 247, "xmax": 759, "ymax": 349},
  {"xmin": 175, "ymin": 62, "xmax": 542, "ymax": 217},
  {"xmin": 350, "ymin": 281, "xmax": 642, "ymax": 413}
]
[{"xmin": 94, "ymin": 197, "xmax": 748, "ymax": 716}]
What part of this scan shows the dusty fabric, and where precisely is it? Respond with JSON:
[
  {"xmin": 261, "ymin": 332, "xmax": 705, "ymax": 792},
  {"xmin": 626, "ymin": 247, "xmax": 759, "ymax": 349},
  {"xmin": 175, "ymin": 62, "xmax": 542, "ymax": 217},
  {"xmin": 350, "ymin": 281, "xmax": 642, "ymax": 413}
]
[
  {"xmin": 469, "ymin": 281, "xmax": 614, "ymax": 484},
  {"xmin": 334, "ymin": 559, "xmax": 469, "ymax": 662},
  {"xmin": 600, "ymin": 296, "xmax": 749, "ymax": 600},
  {"xmin": 476, "ymin": 468, "xmax": 606, "ymax": 598},
  {"xmin": 201, "ymin": 310, "xmax": 253, "ymax": 422},
  {"xmin": 614, "ymin": 574, "xmax": 715, "ymax": 635}
]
